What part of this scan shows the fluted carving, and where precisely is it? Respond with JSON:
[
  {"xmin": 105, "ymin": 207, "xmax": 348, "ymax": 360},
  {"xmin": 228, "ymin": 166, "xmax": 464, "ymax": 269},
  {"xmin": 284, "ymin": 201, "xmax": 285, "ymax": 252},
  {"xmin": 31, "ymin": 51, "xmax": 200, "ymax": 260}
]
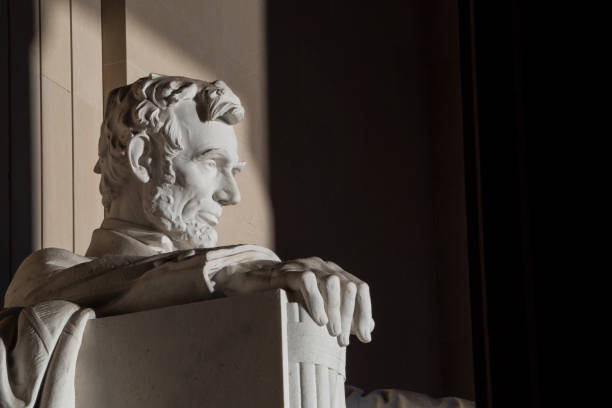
[{"xmin": 286, "ymin": 302, "xmax": 347, "ymax": 408}]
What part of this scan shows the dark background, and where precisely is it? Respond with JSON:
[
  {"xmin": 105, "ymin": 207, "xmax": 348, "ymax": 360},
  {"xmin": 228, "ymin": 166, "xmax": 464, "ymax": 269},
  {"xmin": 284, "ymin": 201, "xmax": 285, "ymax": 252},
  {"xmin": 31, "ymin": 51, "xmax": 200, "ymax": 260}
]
[
  {"xmin": 1, "ymin": 0, "xmax": 41, "ymax": 295},
  {"xmin": 267, "ymin": 0, "xmax": 473, "ymax": 398}
]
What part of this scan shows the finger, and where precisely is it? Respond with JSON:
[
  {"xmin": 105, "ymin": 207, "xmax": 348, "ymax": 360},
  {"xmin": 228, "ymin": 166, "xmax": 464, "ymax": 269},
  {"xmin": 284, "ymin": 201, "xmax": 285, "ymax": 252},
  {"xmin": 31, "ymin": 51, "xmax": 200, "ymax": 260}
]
[
  {"xmin": 322, "ymin": 275, "xmax": 342, "ymax": 336},
  {"xmin": 324, "ymin": 262, "xmax": 373, "ymax": 342},
  {"xmin": 339, "ymin": 281, "xmax": 357, "ymax": 346},
  {"xmin": 353, "ymin": 282, "xmax": 373, "ymax": 343},
  {"xmin": 287, "ymin": 271, "xmax": 328, "ymax": 326}
]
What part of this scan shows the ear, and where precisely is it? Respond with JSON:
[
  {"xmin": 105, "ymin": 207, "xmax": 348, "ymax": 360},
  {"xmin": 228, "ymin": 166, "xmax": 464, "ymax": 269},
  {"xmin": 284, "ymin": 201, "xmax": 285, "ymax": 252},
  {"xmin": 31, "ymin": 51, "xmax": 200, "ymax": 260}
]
[{"xmin": 128, "ymin": 134, "xmax": 151, "ymax": 183}]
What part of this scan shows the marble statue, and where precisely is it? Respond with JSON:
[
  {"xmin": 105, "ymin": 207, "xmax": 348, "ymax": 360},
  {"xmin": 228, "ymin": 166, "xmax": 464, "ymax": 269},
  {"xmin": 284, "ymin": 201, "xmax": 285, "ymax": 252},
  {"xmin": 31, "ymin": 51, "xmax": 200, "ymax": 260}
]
[{"xmin": 0, "ymin": 74, "xmax": 473, "ymax": 408}]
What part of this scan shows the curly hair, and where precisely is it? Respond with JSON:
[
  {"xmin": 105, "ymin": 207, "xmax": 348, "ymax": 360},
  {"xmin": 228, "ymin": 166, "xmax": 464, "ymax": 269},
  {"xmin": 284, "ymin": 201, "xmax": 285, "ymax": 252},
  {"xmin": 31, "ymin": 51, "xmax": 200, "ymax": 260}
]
[{"xmin": 95, "ymin": 73, "xmax": 244, "ymax": 211}]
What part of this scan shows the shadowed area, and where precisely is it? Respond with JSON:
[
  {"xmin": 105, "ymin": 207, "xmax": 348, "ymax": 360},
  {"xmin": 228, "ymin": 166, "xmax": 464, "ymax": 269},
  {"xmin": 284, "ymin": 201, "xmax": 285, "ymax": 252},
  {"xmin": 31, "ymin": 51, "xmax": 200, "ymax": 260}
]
[
  {"xmin": 267, "ymin": 0, "xmax": 472, "ymax": 398},
  {"xmin": 1, "ymin": 0, "xmax": 41, "ymax": 292}
]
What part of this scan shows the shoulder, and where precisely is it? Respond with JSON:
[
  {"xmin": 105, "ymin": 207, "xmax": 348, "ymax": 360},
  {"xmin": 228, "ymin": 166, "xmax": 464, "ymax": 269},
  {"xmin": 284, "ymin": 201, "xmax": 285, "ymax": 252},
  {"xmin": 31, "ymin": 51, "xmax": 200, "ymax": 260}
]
[
  {"xmin": 17, "ymin": 248, "xmax": 92, "ymax": 273},
  {"xmin": 4, "ymin": 248, "xmax": 92, "ymax": 307}
]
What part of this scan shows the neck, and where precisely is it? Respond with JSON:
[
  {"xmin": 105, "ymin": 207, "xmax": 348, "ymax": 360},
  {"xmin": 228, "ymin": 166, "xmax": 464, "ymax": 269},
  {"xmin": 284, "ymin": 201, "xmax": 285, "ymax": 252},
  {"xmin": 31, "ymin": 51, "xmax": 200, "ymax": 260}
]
[{"xmin": 106, "ymin": 179, "xmax": 153, "ymax": 228}]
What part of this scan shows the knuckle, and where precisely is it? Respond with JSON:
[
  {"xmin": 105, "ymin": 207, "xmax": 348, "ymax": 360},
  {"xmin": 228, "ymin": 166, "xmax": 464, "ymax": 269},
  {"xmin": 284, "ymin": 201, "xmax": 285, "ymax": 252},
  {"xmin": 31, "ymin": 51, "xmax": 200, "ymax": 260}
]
[
  {"xmin": 300, "ymin": 270, "xmax": 316, "ymax": 284},
  {"xmin": 310, "ymin": 256, "xmax": 324, "ymax": 263},
  {"xmin": 345, "ymin": 281, "xmax": 357, "ymax": 295},
  {"xmin": 326, "ymin": 274, "xmax": 340, "ymax": 288},
  {"xmin": 358, "ymin": 282, "xmax": 369, "ymax": 293},
  {"xmin": 325, "ymin": 260, "xmax": 341, "ymax": 270}
]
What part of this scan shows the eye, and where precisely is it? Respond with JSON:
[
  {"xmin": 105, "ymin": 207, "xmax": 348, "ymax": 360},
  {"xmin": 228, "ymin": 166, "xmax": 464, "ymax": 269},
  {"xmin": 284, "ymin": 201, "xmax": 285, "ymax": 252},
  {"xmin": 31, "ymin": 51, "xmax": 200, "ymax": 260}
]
[{"xmin": 204, "ymin": 159, "xmax": 217, "ymax": 169}]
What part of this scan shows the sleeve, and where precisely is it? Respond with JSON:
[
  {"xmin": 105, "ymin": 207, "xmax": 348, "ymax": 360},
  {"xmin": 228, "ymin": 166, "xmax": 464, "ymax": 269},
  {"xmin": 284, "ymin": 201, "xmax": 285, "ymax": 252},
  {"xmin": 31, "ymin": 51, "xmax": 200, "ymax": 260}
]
[
  {"xmin": 0, "ymin": 300, "xmax": 91, "ymax": 408},
  {"xmin": 4, "ymin": 245, "xmax": 281, "ymax": 317}
]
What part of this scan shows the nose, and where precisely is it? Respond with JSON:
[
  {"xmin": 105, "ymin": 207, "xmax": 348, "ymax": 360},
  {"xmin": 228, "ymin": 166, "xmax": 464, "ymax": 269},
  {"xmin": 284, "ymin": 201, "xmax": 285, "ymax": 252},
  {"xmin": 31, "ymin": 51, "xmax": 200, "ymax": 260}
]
[{"xmin": 213, "ymin": 175, "xmax": 241, "ymax": 206}]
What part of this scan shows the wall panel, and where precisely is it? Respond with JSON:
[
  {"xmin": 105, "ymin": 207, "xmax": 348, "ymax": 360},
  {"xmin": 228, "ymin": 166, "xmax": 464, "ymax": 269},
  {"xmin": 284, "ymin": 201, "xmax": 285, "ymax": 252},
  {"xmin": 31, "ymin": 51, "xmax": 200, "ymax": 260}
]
[
  {"xmin": 40, "ymin": 0, "xmax": 73, "ymax": 250},
  {"xmin": 72, "ymin": 0, "xmax": 103, "ymax": 255},
  {"xmin": 2, "ymin": 0, "xmax": 103, "ymax": 298}
]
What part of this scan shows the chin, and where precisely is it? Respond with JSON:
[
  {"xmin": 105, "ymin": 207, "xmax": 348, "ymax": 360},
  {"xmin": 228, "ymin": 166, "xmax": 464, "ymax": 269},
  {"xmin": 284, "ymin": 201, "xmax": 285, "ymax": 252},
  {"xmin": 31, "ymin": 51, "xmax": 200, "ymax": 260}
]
[
  {"xmin": 181, "ymin": 225, "xmax": 219, "ymax": 249},
  {"xmin": 160, "ymin": 220, "xmax": 219, "ymax": 249},
  {"xmin": 143, "ymin": 183, "xmax": 219, "ymax": 249}
]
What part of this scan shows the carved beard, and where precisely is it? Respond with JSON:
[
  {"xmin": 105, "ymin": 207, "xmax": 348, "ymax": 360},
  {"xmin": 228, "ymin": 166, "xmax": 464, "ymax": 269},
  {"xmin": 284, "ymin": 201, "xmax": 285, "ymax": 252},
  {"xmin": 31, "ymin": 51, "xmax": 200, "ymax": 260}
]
[{"xmin": 142, "ymin": 182, "xmax": 218, "ymax": 249}]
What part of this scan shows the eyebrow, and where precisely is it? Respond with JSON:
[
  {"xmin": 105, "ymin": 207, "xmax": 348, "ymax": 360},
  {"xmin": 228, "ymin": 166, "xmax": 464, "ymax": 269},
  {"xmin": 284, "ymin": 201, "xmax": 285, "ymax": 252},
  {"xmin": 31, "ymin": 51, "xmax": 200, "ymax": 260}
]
[
  {"xmin": 196, "ymin": 148, "xmax": 233, "ymax": 162},
  {"xmin": 197, "ymin": 148, "xmax": 226, "ymax": 157},
  {"xmin": 197, "ymin": 148, "xmax": 243, "ymax": 169}
]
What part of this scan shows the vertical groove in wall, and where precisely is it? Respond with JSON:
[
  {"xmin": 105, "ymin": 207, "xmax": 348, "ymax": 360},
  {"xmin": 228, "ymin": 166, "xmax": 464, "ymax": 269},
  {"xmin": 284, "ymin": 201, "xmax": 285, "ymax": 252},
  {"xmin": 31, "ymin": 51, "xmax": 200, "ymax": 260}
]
[
  {"xmin": 33, "ymin": 0, "xmax": 42, "ymax": 254},
  {"xmin": 69, "ymin": 0, "xmax": 75, "ymax": 253},
  {"xmin": 37, "ymin": 0, "xmax": 43, "ymax": 250}
]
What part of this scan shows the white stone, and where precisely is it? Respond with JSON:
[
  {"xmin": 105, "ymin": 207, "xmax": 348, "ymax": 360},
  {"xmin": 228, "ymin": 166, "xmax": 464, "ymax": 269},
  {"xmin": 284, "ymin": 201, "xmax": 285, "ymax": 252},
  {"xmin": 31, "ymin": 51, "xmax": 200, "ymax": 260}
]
[{"xmin": 75, "ymin": 290, "xmax": 346, "ymax": 408}]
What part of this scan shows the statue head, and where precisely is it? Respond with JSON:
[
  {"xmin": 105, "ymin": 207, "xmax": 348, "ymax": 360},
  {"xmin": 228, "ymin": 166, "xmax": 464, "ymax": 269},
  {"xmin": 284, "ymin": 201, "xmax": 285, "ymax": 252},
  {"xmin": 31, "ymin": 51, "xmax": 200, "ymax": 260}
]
[{"xmin": 95, "ymin": 74, "xmax": 246, "ymax": 249}]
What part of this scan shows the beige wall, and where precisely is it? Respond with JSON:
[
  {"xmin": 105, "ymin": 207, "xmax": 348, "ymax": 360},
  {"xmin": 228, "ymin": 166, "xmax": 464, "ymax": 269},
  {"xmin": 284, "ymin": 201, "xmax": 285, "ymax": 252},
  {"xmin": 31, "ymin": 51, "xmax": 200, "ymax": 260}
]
[
  {"xmin": 124, "ymin": 0, "xmax": 274, "ymax": 249},
  {"xmin": 37, "ymin": 0, "xmax": 272, "ymax": 253},
  {"xmin": 38, "ymin": 0, "xmax": 104, "ymax": 255}
]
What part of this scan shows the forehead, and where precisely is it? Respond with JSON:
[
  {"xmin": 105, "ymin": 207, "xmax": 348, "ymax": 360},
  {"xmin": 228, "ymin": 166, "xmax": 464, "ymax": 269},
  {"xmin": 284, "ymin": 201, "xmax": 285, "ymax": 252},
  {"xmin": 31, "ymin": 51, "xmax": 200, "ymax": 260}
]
[{"xmin": 172, "ymin": 99, "xmax": 239, "ymax": 161}]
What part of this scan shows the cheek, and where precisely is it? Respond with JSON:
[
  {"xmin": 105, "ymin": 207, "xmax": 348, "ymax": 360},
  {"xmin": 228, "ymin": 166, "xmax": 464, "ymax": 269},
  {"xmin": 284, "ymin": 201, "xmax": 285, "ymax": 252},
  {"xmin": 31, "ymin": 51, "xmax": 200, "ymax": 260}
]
[
  {"xmin": 177, "ymin": 163, "xmax": 217, "ymax": 198},
  {"xmin": 181, "ymin": 196, "xmax": 202, "ymax": 218}
]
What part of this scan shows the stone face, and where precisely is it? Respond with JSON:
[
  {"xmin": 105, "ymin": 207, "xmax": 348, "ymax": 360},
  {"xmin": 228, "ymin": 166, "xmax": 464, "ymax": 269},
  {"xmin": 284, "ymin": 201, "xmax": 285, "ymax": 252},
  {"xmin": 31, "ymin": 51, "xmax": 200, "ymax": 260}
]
[{"xmin": 75, "ymin": 290, "xmax": 346, "ymax": 408}]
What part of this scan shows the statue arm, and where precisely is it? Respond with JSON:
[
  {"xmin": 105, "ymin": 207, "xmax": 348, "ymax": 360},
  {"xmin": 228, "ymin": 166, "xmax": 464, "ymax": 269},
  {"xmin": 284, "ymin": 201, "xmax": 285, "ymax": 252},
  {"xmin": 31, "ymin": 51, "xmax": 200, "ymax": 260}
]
[
  {"xmin": 93, "ymin": 251, "xmax": 220, "ymax": 316},
  {"xmin": 4, "ymin": 249, "xmax": 214, "ymax": 316},
  {"xmin": 4, "ymin": 246, "xmax": 280, "ymax": 317}
]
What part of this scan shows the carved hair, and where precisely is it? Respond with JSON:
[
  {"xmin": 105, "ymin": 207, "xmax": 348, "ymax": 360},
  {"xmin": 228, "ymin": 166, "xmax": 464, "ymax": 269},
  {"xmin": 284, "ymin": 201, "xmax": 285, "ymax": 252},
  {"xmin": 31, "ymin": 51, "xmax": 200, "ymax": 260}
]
[{"xmin": 95, "ymin": 74, "xmax": 244, "ymax": 211}]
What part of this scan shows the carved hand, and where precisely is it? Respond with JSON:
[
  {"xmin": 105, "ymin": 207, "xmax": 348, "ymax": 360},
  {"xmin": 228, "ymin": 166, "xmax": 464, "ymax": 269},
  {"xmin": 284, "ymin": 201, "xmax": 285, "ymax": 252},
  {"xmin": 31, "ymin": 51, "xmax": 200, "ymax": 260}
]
[{"xmin": 213, "ymin": 256, "xmax": 375, "ymax": 346}]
